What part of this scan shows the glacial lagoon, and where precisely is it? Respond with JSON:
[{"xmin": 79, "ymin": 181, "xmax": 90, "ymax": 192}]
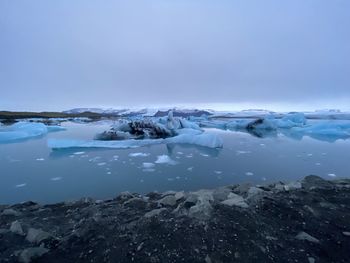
[{"xmin": 1, "ymin": 120, "xmax": 350, "ymax": 204}]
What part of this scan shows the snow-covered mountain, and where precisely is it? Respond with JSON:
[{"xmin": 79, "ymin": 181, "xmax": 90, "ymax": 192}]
[
  {"xmin": 63, "ymin": 108, "xmax": 213, "ymax": 117},
  {"xmin": 63, "ymin": 107, "xmax": 350, "ymax": 119}
]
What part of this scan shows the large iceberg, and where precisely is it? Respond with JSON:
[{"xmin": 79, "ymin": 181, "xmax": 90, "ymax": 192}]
[
  {"xmin": 48, "ymin": 132, "xmax": 223, "ymax": 149},
  {"xmin": 48, "ymin": 112, "xmax": 223, "ymax": 149},
  {"xmin": 0, "ymin": 122, "xmax": 66, "ymax": 143}
]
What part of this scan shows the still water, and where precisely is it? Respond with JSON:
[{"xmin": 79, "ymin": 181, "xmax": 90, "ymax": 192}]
[{"xmin": 1, "ymin": 121, "xmax": 349, "ymax": 204}]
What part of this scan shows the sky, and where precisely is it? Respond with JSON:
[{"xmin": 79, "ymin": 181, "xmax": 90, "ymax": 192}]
[{"xmin": 1, "ymin": 0, "xmax": 350, "ymax": 112}]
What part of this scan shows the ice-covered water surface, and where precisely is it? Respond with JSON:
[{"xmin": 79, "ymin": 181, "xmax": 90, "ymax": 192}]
[{"xmin": 0, "ymin": 120, "xmax": 350, "ymax": 204}]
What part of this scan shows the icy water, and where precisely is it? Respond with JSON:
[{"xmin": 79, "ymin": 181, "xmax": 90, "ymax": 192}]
[{"xmin": 1, "ymin": 121, "xmax": 350, "ymax": 204}]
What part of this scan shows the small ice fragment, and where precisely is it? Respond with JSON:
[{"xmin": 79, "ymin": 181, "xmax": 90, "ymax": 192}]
[
  {"xmin": 129, "ymin": 152, "xmax": 150, "ymax": 157},
  {"xmin": 315, "ymin": 163, "xmax": 321, "ymax": 166},
  {"xmin": 260, "ymin": 143, "xmax": 266, "ymax": 147},
  {"xmin": 187, "ymin": 167, "xmax": 194, "ymax": 171},
  {"xmin": 307, "ymin": 153, "xmax": 313, "ymax": 157},
  {"xmin": 245, "ymin": 172, "xmax": 254, "ymax": 176},
  {"xmin": 177, "ymin": 152, "xmax": 184, "ymax": 155},
  {"xmin": 155, "ymin": 155, "xmax": 177, "ymax": 165},
  {"xmin": 140, "ymin": 179, "xmax": 144, "ymax": 183},
  {"xmin": 143, "ymin": 168, "xmax": 155, "ymax": 172},
  {"xmin": 36, "ymin": 158, "xmax": 45, "ymax": 161},
  {"xmin": 214, "ymin": 171, "xmax": 222, "ymax": 174},
  {"xmin": 186, "ymin": 154, "xmax": 193, "ymax": 158},
  {"xmin": 106, "ymin": 172, "xmax": 112, "ymax": 175},
  {"xmin": 142, "ymin": 162, "xmax": 155, "ymax": 169},
  {"xmin": 73, "ymin": 151, "xmax": 85, "ymax": 155},
  {"xmin": 15, "ymin": 183, "xmax": 26, "ymax": 188},
  {"xmin": 89, "ymin": 156, "xmax": 101, "ymax": 162},
  {"xmin": 236, "ymin": 150, "xmax": 251, "ymax": 155},
  {"xmin": 176, "ymin": 176, "xmax": 180, "ymax": 180},
  {"xmin": 97, "ymin": 162, "xmax": 106, "ymax": 166},
  {"xmin": 167, "ymin": 178, "xmax": 174, "ymax": 181},
  {"xmin": 200, "ymin": 153, "xmax": 209, "ymax": 157},
  {"xmin": 262, "ymin": 177, "xmax": 267, "ymax": 181},
  {"xmin": 327, "ymin": 173, "xmax": 336, "ymax": 177},
  {"xmin": 69, "ymin": 155, "xmax": 75, "ymax": 158},
  {"xmin": 321, "ymin": 153, "xmax": 327, "ymax": 156},
  {"xmin": 51, "ymin": 177, "xmax": 62, "ymax": 181}
]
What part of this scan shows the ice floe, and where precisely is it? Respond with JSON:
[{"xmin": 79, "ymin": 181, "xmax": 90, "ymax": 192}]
[
  {"xmin": 15, "ymin": 183, "xmax": 26, "ymax": 188},
  {"xmin": 73, "ymin": 151, "xmax": 85, "ymax": 155},
  {"xmin": 129, "ymin": 152, "xmax": 150, "ymax": 157},
  {"xmin": 142, "ymin": 162, "xmax": 155, "ymax": 169},
  {"xmin": 155, "ymin": 155, "xmax": 177, "ymax": 165},
  {"xmin": 51, "ymin": 177, "xmax": 62, "ymax": 181},
  {"xmin": 0, "ymin": 122, "xmax": 65, "ymax": 143}
]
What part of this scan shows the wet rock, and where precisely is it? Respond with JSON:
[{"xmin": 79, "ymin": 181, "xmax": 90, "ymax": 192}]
[
  {"xmin": 18, "ymin": 247, "xmax": 49, "ymax": 263},
  {"xmin": 161, "ymin": 191, "xmax": 176, "ymax": 197},
  {"xmin": 284, "ymin": 181, "xmax": 302, "ymax": 191},
  {"xmin": 308, "ymin": 257, "xmax": 316, "ymax": 263},
  {"xmin": 187, "ymin": 190, "xmax": 214, "ymax": 220},
  {"xmin": 117, "ymin": 191, "xmax": 134, "ymax": 201},
  {"xmin": 234, "ymin": 183, "xmax": 252, "ymax": 195},
  {"xmin": 124, "ymin": 197, "xmax": 146, "ymax": 209},
  {"xmin": 302, "ymin": 175, "xmax": 334, "ymax": 190},
  {"xmin": 0, "ymin": 228, "xmax": 9, "ymax": 234},
  {"xmin": 158, "ymin": 195, "xmax": 177, "ymax": 206},
  {"xmin": 26, "ymin": 228, "xmax": 52, "ymax": 244},
  {"xmin": 295, "ymin": 231, "xmax": 320, "ymax": 243},
  {"xmin": 1, "ymin": 208, "xmax": 22, "ymax": 216},
  {"xmin": 174, "ymin": 191, "xmax": 185, "ymax": 201},
  {"xmin": 144, "ymin": 208, "xmax": 167, "ymax": 218},
  {"xmin": 10, "ymin": 220, "xmax": 25, "ymax": 236},
  {"xmin": 221, "ymin": 193, "xmax": 249, "ymax": 208},
  {"xmin": 212, "ymin": 187, "xmax": 232, "ymax": 202}
]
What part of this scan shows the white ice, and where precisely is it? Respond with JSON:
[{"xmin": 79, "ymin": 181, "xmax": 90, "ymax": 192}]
[
  {"xmin": 0, "ymin": 122, "xmax": 65, "ymax": 143},
  {"xmin": 129, "ymin": 152, "xmax": 150, "ymax": 157},
  {"xmin": 155, "ymin": 155, "xmax": 177, "ymax": 165},
  {"xmin": 142, "ymin": 162, "xmax": 155, "ymax": 169}
]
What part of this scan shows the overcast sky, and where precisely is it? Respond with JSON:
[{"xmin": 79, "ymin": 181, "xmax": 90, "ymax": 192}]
[{"xmin": 1, "ymin": 0, "xmax": 349, "ymax": 111}]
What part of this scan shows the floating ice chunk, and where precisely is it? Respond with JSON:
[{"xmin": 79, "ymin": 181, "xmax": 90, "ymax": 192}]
[
  {"xmin": 36, "ymin": 158, "xmax": 45, "ymax": 161},
  {"xmin": 155, "ymin": 155, "xmax": 177, "ymax": 165},
  {"xmin": 0, "ymin": 122, "xmax": 65, "ymax": 143},
  {"xmin": 200, "ymin": 153, "xmax": 209, "ymax": 157},
  {"xmin": 277, "ymin": 113, "xmax": 307, "ymax": 128},
  {"xmin": 142, "ymin": 162, "xmax": 155, "ymax": 169},
  {"xmin": 327, "ymin": 173, "xmax": 336, "ymax": 177},
  {"xmin": 177, "ymin": 152, "xmax": 184, "ymax": 155},
  {"xmin": 97, "ymin": 162, "xmax": 106, "ymax": 166},
  {"xmin": 167, "ymin": 132, "xmax": 223, "ymax": 148},
  {"xmin": 48, "ymin": 130, "xmax": 223, "ymax": 150},
  {"xmin": 290, "ymin": 121, "xmax": 350, "ymax": 142},
  {"xmin": 107, "ymin": 172, "xmax": 112, "ymax": 175},
  {"xmin": 15, "ymin": 183, "xmax": 26, "ymax": 188},
  {"xmin": 186, "ymin": 154, "xmax": 193, "ymax": 158},
  {"xmin": 51, "ymin": 177, "xmax": 62, "ymax": 181},
  {"xmin": 129, "ymin": 152, "xmax": 150, "ymax": 157},
  {"xmin": 187, "ymin": 167, "xmax": 194, "ymax": 171},
  {"xmin": 143, "ymin": 168, "xmax": 155, "ymax": 172},
  {"xmin": 73, "ymin": 151, "xmax": 85, "ymax": 155},
  {"xmin": 236, "ymin": 150, "xmax": 251, "ymax": 155},
  {"xmin": 214, "ymin": 171, "xmax": 222, "ymax": 174},
  {"xmin": 307, "ymin": 153, "xmax": 313, "ymax": 157},
  {"xmin": 315, "ymin": 163, "xmax": 321, "ymax": 166},
  {"xmin": 245, "ymin": 172, "xmax": 254, "ymax": 176}
]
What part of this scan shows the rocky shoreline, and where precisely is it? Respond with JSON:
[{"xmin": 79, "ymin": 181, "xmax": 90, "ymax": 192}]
[{"xmin": 1, "ymin": 175, "xmax": 350, "ymax": 263}]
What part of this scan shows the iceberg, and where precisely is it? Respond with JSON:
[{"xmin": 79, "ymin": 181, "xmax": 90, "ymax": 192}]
[
  {"xmin": 48, "ymin": 131, "xmax": 223, "ymax": 150},
  {"xmin": 0, "ymin": 122, "xmax": 65, "ymax": 143}
]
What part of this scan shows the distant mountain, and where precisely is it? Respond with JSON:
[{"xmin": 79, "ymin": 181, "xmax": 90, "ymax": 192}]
[{"xmin": 63, "ymin": 108, "xmax": 213, "ymax": 117}]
